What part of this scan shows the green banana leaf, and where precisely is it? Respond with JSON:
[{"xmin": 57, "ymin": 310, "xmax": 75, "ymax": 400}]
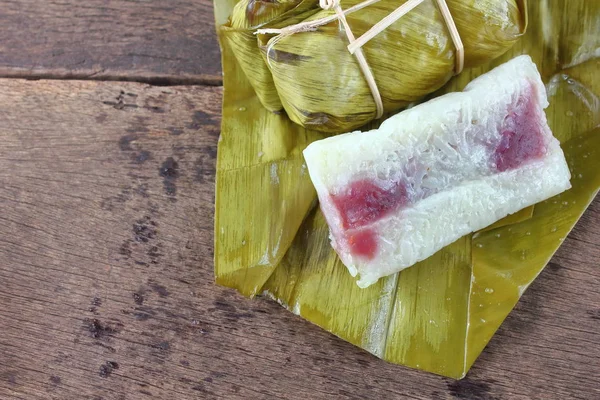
[{"xmin": 214, "ymin": 0, "xmax": 600, "ymax": 378}]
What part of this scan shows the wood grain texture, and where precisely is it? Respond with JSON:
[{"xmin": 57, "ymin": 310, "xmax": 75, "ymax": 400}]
[
  {"xmin": 0, "ymin": 79, "xmax": 598, "ymax": 400},
  {"xmin": 0, "ymin": 0, "xmax": 221, "ymax": 84}
]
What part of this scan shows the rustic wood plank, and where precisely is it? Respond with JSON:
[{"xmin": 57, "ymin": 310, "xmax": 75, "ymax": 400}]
[
  {"xmin": 0, "ymin": 0, "xmax": 221, "ymax": 84},
  {"xmin": 0, "ymin": 79, "xmax": 598, "ymax": 400}
]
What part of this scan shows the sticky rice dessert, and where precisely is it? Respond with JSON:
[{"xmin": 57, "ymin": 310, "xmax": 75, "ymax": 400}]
[{"xmin": 303, "ymin": 55, "xmax": 572, "ymax": 288}]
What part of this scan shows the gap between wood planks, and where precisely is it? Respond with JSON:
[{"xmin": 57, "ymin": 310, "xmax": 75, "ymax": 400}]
[{"xmin": 0, "ymin": 72, "xmax": 223, "ymax": 87}]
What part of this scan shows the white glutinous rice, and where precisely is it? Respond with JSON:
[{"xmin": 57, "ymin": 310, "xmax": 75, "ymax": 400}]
[{"xmin": 303, "ymin": 55, "xmax": 572, "ymax": 288}]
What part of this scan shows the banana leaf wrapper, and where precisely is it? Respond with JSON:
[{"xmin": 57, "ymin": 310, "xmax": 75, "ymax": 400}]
[
  {"xmin": 214, "ymin": 0, "xmax": 600, "ymax": 378},
  {"xmin": 220, "ymin": 1, "xmax": 320, "ymax": 112},
  {"xmin": 221, "ymin": 0, "xmax": 527, "ymax": 133}
]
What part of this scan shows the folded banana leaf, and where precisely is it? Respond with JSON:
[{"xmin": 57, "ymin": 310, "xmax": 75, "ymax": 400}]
[
  {"xmin": 214, "ymin": 0, "xmax": 600, "ymax": 378},
  {"xmin": 220, "ymin": 0, "xmax": 319, "ymax": 112},
  {"xmin": 221, "ymin": 0, "xmax": 527, "ymax": 133}
]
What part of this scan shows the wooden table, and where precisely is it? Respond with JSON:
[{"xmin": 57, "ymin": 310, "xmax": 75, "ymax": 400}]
[{"xmin": 1, "ymin": 1, "xmax": 598, "ymax": 399}]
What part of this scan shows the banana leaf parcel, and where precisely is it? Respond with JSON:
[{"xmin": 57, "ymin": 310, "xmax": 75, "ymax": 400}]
[
  {"xmin": 214, "ymin": 0, "xmax": 600, "ymax": 379},
  {"xmin": 221, "ymin": 0, "xmax": 527, "ymax": 133}
]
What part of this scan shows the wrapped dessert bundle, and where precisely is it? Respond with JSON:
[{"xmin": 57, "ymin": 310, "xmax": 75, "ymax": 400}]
[
  {"xmin": 221, "ymin": 0, "xmax": 528, "ymax": 133},
  {"xmin": 215, "ymin": 0, "xmax": 600, "ymax": 379}
]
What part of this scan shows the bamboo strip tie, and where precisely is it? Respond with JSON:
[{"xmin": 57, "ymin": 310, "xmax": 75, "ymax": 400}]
[{"xmin": 257, "ymin": 0, "xmax": 465, "ymax": 120}]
